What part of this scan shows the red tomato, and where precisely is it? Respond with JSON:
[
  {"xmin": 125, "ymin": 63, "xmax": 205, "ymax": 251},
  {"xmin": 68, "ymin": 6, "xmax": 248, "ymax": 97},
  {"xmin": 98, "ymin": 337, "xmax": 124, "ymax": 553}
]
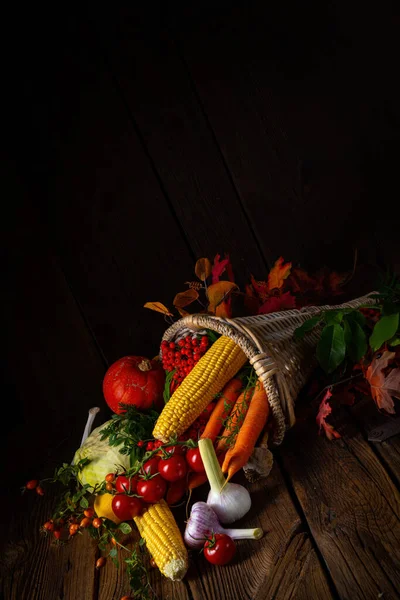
[
  {"xmin": 204, "ymin": 534, "xmax": 236, "ymax": 565},
  {"xmin": 159, "ymin": 455, "xmax": 187, "ymax": 482},
  {"xmin": 137, "ymin": 475, "xmax": 167, "ymax": 503},
  {"xmin": 115, "ymin": 474, "xmax": 138, "ymax": 494},
  {"xmin": 164, "ymin": 444, "xmax": 186, "ymax": 455},
  {"xmin": 166, "ymin": 479, "xmax": 188, "ymax": 505},
  {"xmin": 186, "ymin": 447, "xmax": 205, "ymax": 474},
  {"xmin": 112, "ymin": 495, "xmax": 143, "ymax": 520},
  {"xmin": 142, "ymin": 457, "xmax": 160, "ymax": 476},
  {"xmin": 103, "ymin": 356, "xmax": 165, "ymax": 414}
]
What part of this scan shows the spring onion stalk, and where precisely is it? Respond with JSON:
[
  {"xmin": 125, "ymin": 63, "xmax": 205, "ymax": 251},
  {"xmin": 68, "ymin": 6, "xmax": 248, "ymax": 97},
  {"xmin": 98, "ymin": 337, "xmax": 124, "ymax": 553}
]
[
  {"xmin": 184, "ymin": 502, "xmax": 263, "ymax": 549},
  {"xmin": 198, "ymin": 438, "xmax": 252, "ymax": 524}
]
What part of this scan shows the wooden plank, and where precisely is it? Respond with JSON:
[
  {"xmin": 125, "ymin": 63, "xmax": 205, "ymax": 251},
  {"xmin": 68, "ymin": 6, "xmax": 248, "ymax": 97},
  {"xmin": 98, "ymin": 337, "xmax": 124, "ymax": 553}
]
[
  {"xmin": 1, "ymin": 179, "xmax": 103, "ymax": 599},
  {"xmin": 176, "ymin": 5, "xmax": 377, "ymax": 271},
  {"xmin": 186, "ymin": 466, "xmax": 334, "ymax": 600},
  {"xmin": 88, "ymin": 9, "xmax": 268, "ymax": 282},
  {"xmin": 280, "ymin": 406, "xmax": 400, "ymax": 599},
  {"xmin": 29, "ymin": 15, "xmax": 195, "ymax": 364},
  {"xmin": 350, "ymin": 396, "xmax": 400, "ymax": 487}
]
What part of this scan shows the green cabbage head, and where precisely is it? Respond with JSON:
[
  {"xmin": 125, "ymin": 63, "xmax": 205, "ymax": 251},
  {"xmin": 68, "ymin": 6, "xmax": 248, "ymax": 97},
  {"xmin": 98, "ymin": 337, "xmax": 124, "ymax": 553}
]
[{"xmin": 73, "ymin": 420, "xmax": 130, "ymax": 489}]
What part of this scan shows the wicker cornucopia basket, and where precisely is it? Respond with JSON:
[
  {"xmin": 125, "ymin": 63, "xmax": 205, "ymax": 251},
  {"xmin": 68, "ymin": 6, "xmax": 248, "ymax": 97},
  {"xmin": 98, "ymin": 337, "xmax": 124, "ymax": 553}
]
[{"xmin": 161, "ymin": 292, "xmax": 376, "ymax": 452}]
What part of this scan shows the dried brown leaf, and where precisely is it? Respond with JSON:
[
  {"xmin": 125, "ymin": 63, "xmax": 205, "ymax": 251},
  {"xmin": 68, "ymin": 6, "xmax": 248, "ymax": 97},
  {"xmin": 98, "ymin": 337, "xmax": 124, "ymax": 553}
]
[
  {"xmin": 207, "ymin": 281, "xmax": 238, "ymax": 313},
  {"xmin": 173, "ymin": 289, "xmax": 199, "ymax": 308},
  {"xmin": 144, "ymin": 302, "xmax": 173, "ymax": 316},
  {"xmin": 195, "ymin": 258, "xmax": 212, "ymax": 281}
]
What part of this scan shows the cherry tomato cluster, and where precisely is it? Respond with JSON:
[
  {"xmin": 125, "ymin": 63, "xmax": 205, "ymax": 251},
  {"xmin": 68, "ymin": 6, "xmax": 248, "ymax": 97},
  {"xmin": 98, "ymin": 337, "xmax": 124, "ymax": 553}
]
[
  {"xmin": 23, "ymin": 479, "xmax": 45, "ymax": 496},
  {"xmin": 41, "ymin": 507, "xmax": 96, "ymax": 541},
  {"xmin": 161, "ymin": 334, "xmax": 209, "ymax": 388}
]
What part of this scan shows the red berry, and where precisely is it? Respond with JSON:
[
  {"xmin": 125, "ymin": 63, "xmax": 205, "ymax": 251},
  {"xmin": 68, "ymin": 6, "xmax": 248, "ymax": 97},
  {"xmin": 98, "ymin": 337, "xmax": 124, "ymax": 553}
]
[
  {"xmin": 53, "ymin": 529, "xmax": 62, "ymax": 540},
  {"xmin": 146, "ymin": 441, "xmax": 154, "ymax": 451},
  {"xmin": 84, "ymin": 508, "xmax": 94, "ymax": 518},
  {"xmin": 105, "ymin": 473, "xmax": 115, "ymax": 482},
  {"xmin": 43, "ymin": 521, "xmax": 54, "ymax": 531},
  {"xmin": 169, "ymin": 342, "xmax": 176, "ymax": 349},
  {"xmin": 137, "ymin": 440, "xmax": 144, "ymax": 448},
  {"xmin": 191, "ymin": 338, "xmax": 199, "ymax": 347},
  {"xmin": 93, "ymin": 518, "xmax": 103, "ymax": 529},
  {"xmin": 26, "ymin": 479, "xmax": 38, "ymax": 490},
  {"xmin": 178, "ymin": 339, "xmax": 185, "ymax": 347},
  {"xmin": 36, "ymin": 486, "xmax": 45, "ymax": 496},
  {"xmin": 96, "ymin": 557, "xmax": 107, "ymax": 569},
  {"xmin": 80, "ymin": 517, "xmax": 92, "ymax": 528}
]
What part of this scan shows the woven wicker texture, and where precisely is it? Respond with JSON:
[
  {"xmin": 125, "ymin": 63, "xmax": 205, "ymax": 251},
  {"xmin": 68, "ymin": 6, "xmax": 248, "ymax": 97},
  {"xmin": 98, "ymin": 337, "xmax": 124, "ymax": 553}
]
[{"xmin": 162, "ymin": 292, "xmax": 376, "ymax": 445}]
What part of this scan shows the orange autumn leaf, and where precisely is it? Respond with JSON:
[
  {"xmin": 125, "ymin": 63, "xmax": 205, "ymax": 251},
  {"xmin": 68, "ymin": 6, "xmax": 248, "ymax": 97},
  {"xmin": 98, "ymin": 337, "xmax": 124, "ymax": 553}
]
[
  {"xmin": 207, "ymin": 281, "xmax": 238, "ymax": 314},
  {"xmin": 250, "ymin": 275, "xmax": 269, "ymax": 302},
  {"xmin": 268, "ymin": 257, "xmax": 292, "ymax": 290},
  {"xmin": 215, "ymin": 299, "xmax": 232, "ymax": 318},
  {"xmin": 195, "ymin": 257, "xmax": 212, "ymax": 281},
  {"xmin": 144, "ymin": 302, "xmax": 173, "ymax": 317},
  {"xmin": 365, "ymin": 351, "xmax": 400, "ymax": 415},
  {"xmin": 173, "ymin": 289, "xmax": 199, "ymax": 308},
  {"xmin": 177, "ymin": 307, "xmax": 190, "ymax": 317}
]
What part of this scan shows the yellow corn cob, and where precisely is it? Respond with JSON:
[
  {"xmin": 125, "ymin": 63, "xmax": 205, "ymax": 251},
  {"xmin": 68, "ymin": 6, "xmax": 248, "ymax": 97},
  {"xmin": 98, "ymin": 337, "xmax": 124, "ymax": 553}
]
[
  {"xmin": 153, "ymin": 335, "xmax": 247, "ymax": 442},
  {"xmin": 134, "ymin": 500, "xmax": 188, "ymax": 581}
]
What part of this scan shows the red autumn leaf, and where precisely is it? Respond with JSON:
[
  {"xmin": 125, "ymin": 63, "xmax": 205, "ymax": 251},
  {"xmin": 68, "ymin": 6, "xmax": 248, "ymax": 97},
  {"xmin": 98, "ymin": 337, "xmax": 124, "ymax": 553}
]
[
  {"xmin": 244, "ymin": 283, "xmax": 260, "ymax": 314},
  {"xmin": 207, "ymin": 281, "xmax": 238, "ymax": 314},
  {"xmin": 212, "ymin": 254, "xmax": 230, "ymax": 284},
  {"xmin": 268, "ymin": 257, "xmax": 292, "ymax": 290},
  {"xmin": 316, "ymin": 389, "xmax": 341, "ymax": 440},
  {"xmin": 258, "ymin": 291, "xmax": 296, "ymax": 315},
  {"xmin": 250, "ymin": 275, "xmax": 269, "ymax": 302},
  {"xmin": 365, "ymin": 351, "xmax": 400, "ymax": 414},
  {"xmin": 143, "ymin": 302, "xmax": 173, "ymax": 317},
  {"xmin": 173, "ymin": 289, "xmax": 199, "ymax": 308}
]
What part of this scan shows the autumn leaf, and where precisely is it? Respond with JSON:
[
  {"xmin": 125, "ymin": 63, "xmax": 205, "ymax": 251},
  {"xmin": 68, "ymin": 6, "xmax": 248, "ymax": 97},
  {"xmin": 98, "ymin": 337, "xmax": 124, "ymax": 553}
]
[
  {"xmin": 258, "ymin": 291, "xmax": 296, "ymax": 314},
  {"xmin": 173, "ymin": 289, "xmax": 199, "ymax": 308},
  {"xmin": 143, "ymin": 302, "xmax": 173, "ymax": 316},
  {"xmin": 177, "ymin": 307, "xmax": 190, "ymax": 318},
  {"xmin": 212, "ymin": 254, "xmax": 230, "ymax": 284},
  {"xmin": 215, "ymin": 298, "xmax": 232, "ymax": 318},
  {"xmin": 250, "ymin": 275, "xmax": 269, "ymax": 302},
  {"xmin": 268, "ymin": 257, "xmax": 292, "ymax": 290},
  {"xmin": 316, "ymin": 389, "xmax": 341, "ymax": 440},
  {"xmin": 195, "ymin": 258, "xmax": 212, "ymax": 282},
  {"xmin": 207, "ymin": 281, "xmax": 238, "ymax": 314},
  {"xmin": 365, "ymin": 351, "xmax": 400, "ymax": 414},
  {"xmin": 244, "ymin": 283, "xmax": 260, "ymax": 314}
]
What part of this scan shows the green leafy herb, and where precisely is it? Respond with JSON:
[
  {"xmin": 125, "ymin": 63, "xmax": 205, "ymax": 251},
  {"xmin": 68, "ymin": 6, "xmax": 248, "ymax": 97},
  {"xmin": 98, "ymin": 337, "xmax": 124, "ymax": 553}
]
[
  {"xmin": 316, "ymin": 324, "xmax": 346, "ymax": 374},
  {"xmin": 294, "ymin": 315, "xmax": 322, "ymax": 339},
  {"xmin": 370, "ymin": 313, "xmax": 399, "ymax": 351},
  {"xmin": 163, "ymin": 369, "xmax": 176, "ymax": 404},
  {"xmin": 99, "ymin": 405, "xmax": 159, "ymax": 467}
]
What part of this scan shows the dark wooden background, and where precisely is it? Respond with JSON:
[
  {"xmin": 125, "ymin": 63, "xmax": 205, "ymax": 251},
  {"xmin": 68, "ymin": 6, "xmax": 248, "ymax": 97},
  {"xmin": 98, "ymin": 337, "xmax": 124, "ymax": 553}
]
[{"xmin": 2, "ymin": 4, "xmax": 400, "ymax": 599}]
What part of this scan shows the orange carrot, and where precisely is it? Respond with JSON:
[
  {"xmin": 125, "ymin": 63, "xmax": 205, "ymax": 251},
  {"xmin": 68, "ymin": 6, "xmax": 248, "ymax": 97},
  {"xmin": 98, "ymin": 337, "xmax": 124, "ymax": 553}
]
[
  {"xmin": 222, "ymin": 380, "xmax": 270, "ymax": 481},
  {"xmin": 216, "ymin": 386, "xmax": 254, "ymax": 453},
  {"xmin": 187, "ymin": 472, "xmax": 208, "ymax": 491},
  {"xmin": 201, "ymin": 378, "xmax": 243, "ymax": 442}
]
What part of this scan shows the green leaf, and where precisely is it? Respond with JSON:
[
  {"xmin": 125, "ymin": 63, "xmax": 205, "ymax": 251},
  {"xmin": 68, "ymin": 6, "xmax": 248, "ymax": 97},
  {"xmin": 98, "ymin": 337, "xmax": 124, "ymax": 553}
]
[
  {"xmin": 344, "ymin": 310, "xmax": 366, "ymax": 327},
  {"xmin": 370, "ymin": 313, "xmax": 399, "ymax": 351},
  {"xmin": 324, "ymin": 311, "xmax": 343, "ymax": 326},
  {"xmin": 139, "ymin": 537, "xmax": 146, "ymax": 547},
  {"xmin": 316, "ymin": 324, "xmax": 346, "ymax": 374},
  {"xmin": 118, "ymin": 522, "xmax": 132, "ymax": 534},
  {"xmin": 109, "ymin": 548, "xmax": 118, "ymax": 558},
  {"xmin": 294, "ymin": 316, "xmax": 321, "ymax": 339},
  {"xmin": 79, "ymin": 496, "xmax": 89, "ymax": 509},
  {"xmin": 389, "ymin": 336, "xmax": 400, "ymax": 347},
  {"xmin": 344, "ymin": 320, "xmax": 367, "ymax": 363}
]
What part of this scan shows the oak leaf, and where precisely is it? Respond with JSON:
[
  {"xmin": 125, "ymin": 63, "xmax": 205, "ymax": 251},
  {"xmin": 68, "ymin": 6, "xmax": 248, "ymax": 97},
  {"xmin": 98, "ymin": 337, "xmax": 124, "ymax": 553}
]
[
  {"xmin": 207, "ymin": 281, "xmax": 238, "ymax": 314},
  {"xmin": 173, "ymin": 289, "xmax": 199, "ymax": 308},
  {"xmin": 365, "ymin": 351, "xmax": 400, "ymax": 414},
  {"xmin": 258, "ymin": 291, "xmax": 296, "ymax": 314},
  {"xmin": 316, "ymin": 389, "xmax": 341, "ymax": 440},
  {"xmin": 195, "ymin": 258, "xmax": 212, "ymax": 282},
  {"xmin": 212, "ymin": 254, "xmax": 230, "ymax": 284},
  {"xmin": 268, "ymin": 257, "xmax": 292, "ymax": 290},
  {"xmin": 250, "ymin": 275, "xmax": 269, "ymax": 302},
  {"xmin": 143, "ymin": 302, "xmax": 173, "ymax": 316}
]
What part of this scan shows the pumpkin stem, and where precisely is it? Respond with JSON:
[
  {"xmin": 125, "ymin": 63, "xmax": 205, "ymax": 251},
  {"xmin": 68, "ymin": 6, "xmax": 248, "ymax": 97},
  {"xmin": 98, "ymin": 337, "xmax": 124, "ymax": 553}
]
[{"xmin": 138, "ymin": 359, "xmax": 152, "ymax": 372}]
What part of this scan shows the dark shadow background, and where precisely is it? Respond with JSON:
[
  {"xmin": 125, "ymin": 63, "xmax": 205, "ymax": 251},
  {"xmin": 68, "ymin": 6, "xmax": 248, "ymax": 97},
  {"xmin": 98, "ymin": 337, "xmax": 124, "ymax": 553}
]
[{"xmin": 3, "ymin": 0, "xmax": 400, "ymax": 497}]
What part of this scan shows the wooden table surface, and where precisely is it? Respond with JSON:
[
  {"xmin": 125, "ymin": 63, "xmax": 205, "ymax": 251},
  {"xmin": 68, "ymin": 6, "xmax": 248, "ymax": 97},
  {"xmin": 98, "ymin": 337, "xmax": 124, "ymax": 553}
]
[{"xmin": 3, "ymin": 5, "xmax": 400, "ymax": 599}]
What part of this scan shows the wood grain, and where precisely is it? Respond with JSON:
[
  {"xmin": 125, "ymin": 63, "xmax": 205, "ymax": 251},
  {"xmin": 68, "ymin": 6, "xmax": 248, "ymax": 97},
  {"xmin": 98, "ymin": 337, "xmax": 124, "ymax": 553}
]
[
  {"xmin": 280, "ymin": 410, "xmax": 400, "ymax": 600},
  {"xmin": 89, "ymin": 8, "xmax": 268, "ymax": 283},
  {"xmin": 176, "ymin": 5, "xmax": 375, "ymax": 271},
  {"xmin": 350, "ymin": 396, "xmax": 400, "ymax": 487},
  {"xmin": 187, "ymin": 465, "xmax": 333, "ymax": 600},
  {"xmin": 29, "ymin": 15, "xmax": 195, "ymax": 364}
]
